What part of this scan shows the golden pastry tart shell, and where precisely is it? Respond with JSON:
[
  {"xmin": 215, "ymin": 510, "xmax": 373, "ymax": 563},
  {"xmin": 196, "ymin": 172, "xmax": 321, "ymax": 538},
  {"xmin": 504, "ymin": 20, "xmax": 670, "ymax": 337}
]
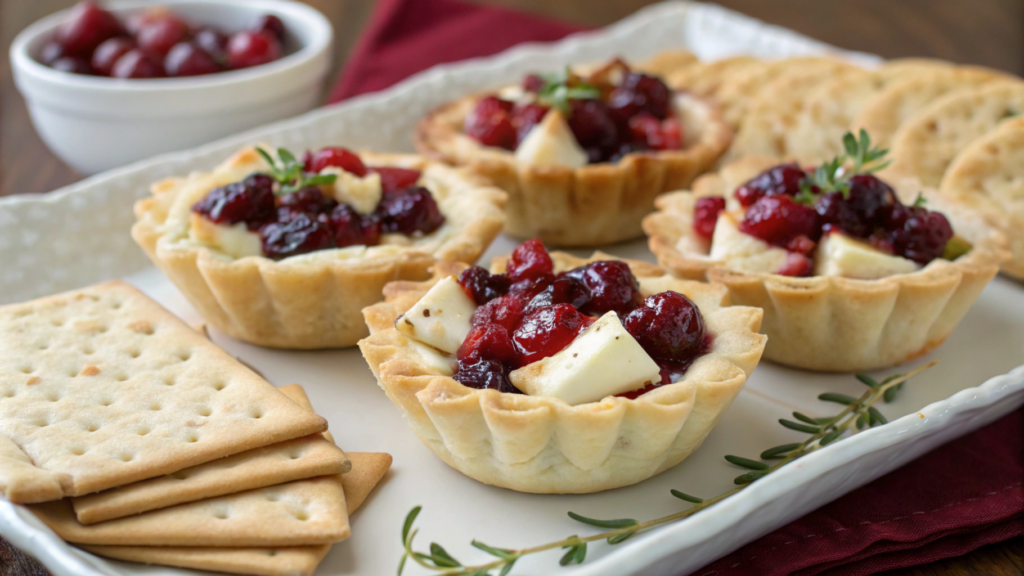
[
  {"xmin": 643, "ymin": 167, "xmax": 1010, "ymax": 372},
  {"xmin": 413, "ymin": 91, "xmax": 732, "ymax": 247},
  {"xmin": 358, "ymin": 254, "xmax": 767, "ymax": 494},
  {"xmin": 132, "ymin": 147, "xmax": 507, "ymax": 349}
]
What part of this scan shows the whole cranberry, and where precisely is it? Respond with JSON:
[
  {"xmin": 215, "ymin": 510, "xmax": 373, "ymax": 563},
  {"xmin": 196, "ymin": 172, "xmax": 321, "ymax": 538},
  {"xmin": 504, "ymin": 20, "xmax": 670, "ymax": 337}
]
[
  {"xmin": 251, "ymin": 14, "xmax": 286, "ymax": 41},
  {"xmin": 815, "ymin": 191, "xmax": 868, "ymax": 237},
  {"xmin": 91, "ymin": 37, "xmax": 134, "ymax": 75},
  {"xmin": 567, "ymin": 99, "xmax": 618, "ymax": 160},
  {"xmin": 259, "ymin": 212, "xmax": 334, "ymax": 259},
  {"xmin": 738, "ymin": 195, "xmax": 820, "ymax": 246},
  {"xmin": 511, "ymin": 103, "xmax": 550, "ymax": 144},
  {"xmin": 458, "ymin": 324, "xmax": 518, "ymax": 363},
  {"xmin": 884, "ymin": 204, "xmax": 953, "ymax": 264},
  {"xmin": 693, "ymin": 196, "xmax": 726, "ymax": 240},
  {"xmin": 562, "ymin": 260, "xmax": 642, "ymax": 316},
  {"xmin": 375, "ymin": 186, "xmax": 445, "ymax": 235},
  {"xmin": 522, "ymin": 73, "xmax": 545, "ymax": 93},
  {"xmin": 846, "ymin": 174, "xmax": 897, "ymax": 227},
  {"xmin": 458, "ymin": 266, "xmax": 511, "ymax": 305},
  {"xmin": 165, "ymin": 41, "xmax": 222, "ymax": 76},
  {"xmin": 56, "ymin": 1, "xmax": 124, "ymax": 56},
  {"xmin": 369, "ymin": 167, "xmax": 421, "ymax": 194},
  {"xmin": 513, "ymin": 304, "xmax": 591, "ymax": 366},
  {"xmin": 227, "ymin": 30, "xmax": 282, "ymax": 69},
  {"xmin": 194, "ymin": 28, "xmax": 229, "ymax": 63},
  {"xmin": 329, "ymin": 204, "xmax": 381, "ymax": 248},
  {"xmin": 453, "ymin": 358, "xmax": 518, "ymax": 393},
  {"xmin": 624, "ymin": 291, "xmax": 705, "ymax": 362},
  {"xmin": 734, "ymin": 163, "xmax": 807, "ymax": 207},
  {"xmin": 136, "ymin": 16, "xmax": 191, "ymax": 57},
  {"xmin": 464, "ymin": 96, "xmax": 516, "ymax": 150},
  {"xmin": 470, "ymin": 298, "xmax": 527, "ymax": 339},
  {"xmin": 304, "ymin": 147, "xmax": 367, "ymax": 176},
  {"xmin": 192, "ymin": 173, "xmax": 276, "ymax": 228},
  {"xmin": 506, "ymin": 239, "xmax": 553, "ymax": 283},
  {"xmin": 278, "ymin": 187, "xmax": 337, "ymax": 214},
  {"xmin": 608, "ymin": 72, "xmax": 672, "ymax": 122},
  {"xmin": 111, "ymin": 49, "xmax": 165, "ymax": 78},
  {"xmin": 39, "ymin": 42, "xmax": 66, "ymax": 65},
  {"xmin": 509, "ymin": 273, "xmax": 555, "ymax": 301},
  {"xmin": 51, "ymin": 56, "xmax": 95, "ymax": 75},
  {"xmin": 524, "ymin": 276, "xmax": 591, "ymax": 315}
]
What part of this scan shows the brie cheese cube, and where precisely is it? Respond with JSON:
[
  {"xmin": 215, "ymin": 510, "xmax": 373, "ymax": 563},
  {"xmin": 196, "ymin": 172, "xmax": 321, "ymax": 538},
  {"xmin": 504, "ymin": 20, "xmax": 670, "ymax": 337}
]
[
  {"xmin": 514, "ymin": 110, "xmax": 589, "ymax": 169},
  {"xmin": 322, "ymin": 168, "xmax": 383, "ymax": 215},
  {"xmin": 189, "ymin": 214, "xmax": 263, "ymax": 259},
  {"xmin": 396, "ymin": 276, "xmax": 477, "ymax": 354},
  {"xmin": 709, "ymin": 211, "xmax": 790, "ymax": 273},
  {"xmin": 814, "ymin": 231, "xmax": 920, "ymax": 279},
  {"xmin": 509, "ymin": 312, "xmax": 662, "ymax": 406}
]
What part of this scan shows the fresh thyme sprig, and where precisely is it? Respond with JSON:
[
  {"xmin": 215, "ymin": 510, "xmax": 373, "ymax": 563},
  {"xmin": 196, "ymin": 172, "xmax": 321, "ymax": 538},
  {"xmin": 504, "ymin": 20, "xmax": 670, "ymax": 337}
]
[
  {"xmin": 797, "ymin": 129, "xmax": 892, "ymax": 203},
  {"xmin": 534, "ymin": 67, "xmax": 601, "ymax": 115},
  {"xmin": 256, "ymin": 146, "xmax": 337, "ymax": 196},
  {"xmin": 397, "ymin": 361, "xmax": 936, "ymax": 575}
]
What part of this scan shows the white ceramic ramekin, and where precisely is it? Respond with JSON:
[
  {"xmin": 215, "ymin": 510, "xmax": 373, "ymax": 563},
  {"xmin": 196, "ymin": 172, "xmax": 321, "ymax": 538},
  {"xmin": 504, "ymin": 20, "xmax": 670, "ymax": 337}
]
[{"xmin": 10, "ymin": 0, "xmax": 332, "ymax": 175}]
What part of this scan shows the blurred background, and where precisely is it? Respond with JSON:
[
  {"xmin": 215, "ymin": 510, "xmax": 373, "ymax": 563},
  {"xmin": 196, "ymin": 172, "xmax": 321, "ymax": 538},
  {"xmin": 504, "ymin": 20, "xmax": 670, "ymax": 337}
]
[{"xmin": 2, "ymin": 0, "xmax": 1021, "ymax": 198}]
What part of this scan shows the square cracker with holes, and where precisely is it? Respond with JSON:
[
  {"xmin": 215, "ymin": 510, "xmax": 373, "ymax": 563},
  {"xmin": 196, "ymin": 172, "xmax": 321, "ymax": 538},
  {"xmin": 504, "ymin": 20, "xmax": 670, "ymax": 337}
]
[{"xmin": 0, "ymin": 281, "xmax": 328, "ymax": 504}]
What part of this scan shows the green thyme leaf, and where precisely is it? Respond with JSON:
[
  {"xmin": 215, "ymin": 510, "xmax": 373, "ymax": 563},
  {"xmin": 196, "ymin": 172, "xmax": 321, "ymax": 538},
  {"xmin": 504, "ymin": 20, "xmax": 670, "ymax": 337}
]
[
  {"xmin": 868, "ymin": 406, "xmax": 888, "ymax": 425},
  {"xmin": 429, "ymin": 543, "xmax": 460, "ymax": 567},
  {"xmin": 819, "ymin": 393, "xmax": 857, "ymax": 405},
  {"xmin": 912, "ymin": 192, "xmax": 928, "ymax": 207},
  {"xmin": 560, "ymin": 543, "xmax": 586, "ymax": 566},
  {"xmin": 671, "ymin": 489, "xmax": 704, "ymax": 503},
  {"xmin": 820, "ymin": 430, "xmax": 844, "ymax": 446},
  {"xmin": 471, "ymin": 541, "xmax": 513, "ymax": 560},
  {"xmin": 402, "ymin": 506, "xmax": 421, "ymax": 544},
  {"xmin": 855, "ymin": 374, "xmax": 879, "ymax": 388},
  {"xmin": 567, "ymin": 512, "xmax": 638, "ymax": 529},
  {"xmin": 725, "ymin": 455, "xmax": 769, "ymax": 470},
  {"xmin": 397, "ymin": 553, "xmax": 408, "ymax": 576},
  {"xmin": 303, "ymin": 173, "xmax": 338, "ymax": 187},
  {"xmin": 857, "ymin": 414, "xmax": 869, "ymax": 429},
  {"xmin": 779, "ymin": 419, "xmax": 821, "ymax": 434},
  {"xmin": 793, "ymin": 411, "xmax": 820, "ymax": 425},
  {"xmin": 884, "ymin": 382, "xmax": 903, "ymax": 403},
  {"xmin": 734, "ymin": 470, "xmax": 768, "ymax": 485},
  {"xmin": 499, "ymin": 559, "xmax": 518, "ymax": 576},
  {"xmin": 608, "ymin": 531, "xmax": 635, "ymax": 544},
  {"xmin": 761, "ymin": 443, "xmax": 802, "ymax": 459}
]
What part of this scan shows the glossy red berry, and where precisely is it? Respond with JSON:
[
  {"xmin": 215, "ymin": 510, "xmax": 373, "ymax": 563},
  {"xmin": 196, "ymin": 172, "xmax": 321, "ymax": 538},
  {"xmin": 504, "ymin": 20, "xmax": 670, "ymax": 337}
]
[
  {"xmin": 369, "ymin": 167, "xmax": 421, "ymax": 194},
  {"xmin": 623, "ymin": 291, "xmax": 705, "ymax": 362},
  {"xmin": 458, "ymin": 324, "xmax": 518, "ymax": 364},
  {"xmin": 693, "ymin": 196, "xmax": 726, "ymax": 240},
  {"xmin": 329, "ymin": 204, "xmax": 381, "ymax": 248},
  {"xmin": 883, "ymin": 204, "xmax": 953, "ymax": 264},
  {"xmin": 136, "ymin": 15, "xmax": 191, "ymax": 57},
  {"xmin": 90, "ymin": 37, "xmax": 134, "ymax": 75},
  {"xmin": 51, "ymin": 56, "xmax": 95, "ymax": 75},
  {"xmin": 513, "ymin": 304, "xmax": 591, "ymax": 366},
  {"xmin": 562, "ymin": 260, "xmax": 642, "ymax": 316},
  {"xmin": 567, "ymin": 99, "xmax": 618, "ymax": 161},
  {"xmin": 738, "ymin": 195, "xmax": 820, "ymax": 246},
  {"xmin": 608, "ymin": 72, "xmax": 672, "ymax": 121},
  {"xmin": 251, "ymin": 14, "xmax": 286, "ymax": 41},
  {"xmin": 194, "ymin": 28, "xmax": 229, "ymax": 63},
  {"xmin": 735, "ymin": 163, "xmax": 807, "ymax": 207},
  {"xmin": 277, "ymin": 187, "xmax": 337, "ymax": 214},
  {"xmin": 506, "ymin": 239, "xmax": 553, "ymax": 282},
  {"xmin": 465, "ymin": 96, "xmax": 516, "ymax": 150},
  {"xmin": 453, "ymin": 358, "xmax": 518, "ymax": 393},
  {"xmin": 471, "ymin": 295, "xmax": 527, "ymax": 335},
  {"xmin": 259, "ymin": 212, "xmax": 334, "ymax": 259},
  {"xmin": 56, "ymin": 1, "xmax": 124, "ymax": 56},
  {"xmin": 227, "ymin": 30, "xmax": 281, "ymax": 69},
  {"xmin": 510, "ymin": 103, "xmax": 550, "ymax": 144},
  {"xmin": 458, "ymin": 266, "xmax": 510, "ymax": 305},
  {"xmin": 845, "ymin": 174, "xmax": 898, "ymax": 227},
  {"xmin": 375, "ymin": 186, "xmax": 445, "ymax": 235},
  {"xmin": 304, "ymin": 147, "xmax": 367, "ymax": 176},
  {"xmin": 524, "ymin": 276, "xmax": 591, "ymax": 315},
  {"xmin": 111, "ymin": 49, "xmax": 165, "ymax": 78},
  {"xmin": 522, "ymin": 74, "xmax": 545, "ymax": 92},
  {"xmin": 192, "ymin": 173, "xmax": 276, "ymax": 228},
  {"xmin": 165, "ymin": 41, "xmax": 222, "ymax": 76}
]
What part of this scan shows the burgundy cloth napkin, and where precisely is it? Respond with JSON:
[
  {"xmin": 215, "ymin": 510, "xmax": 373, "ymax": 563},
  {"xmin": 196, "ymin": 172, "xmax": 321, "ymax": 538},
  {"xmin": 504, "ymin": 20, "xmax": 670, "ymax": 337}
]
[{"xmin": 328, "ymin": 1, "xmax": 1024, "ymax": 574}]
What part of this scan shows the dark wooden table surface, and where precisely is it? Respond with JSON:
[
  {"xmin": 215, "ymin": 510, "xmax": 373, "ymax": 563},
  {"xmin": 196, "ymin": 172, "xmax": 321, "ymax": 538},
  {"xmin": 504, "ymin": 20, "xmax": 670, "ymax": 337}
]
[{"xmin": 1, "ymin": 1, "xmax": 1022, "ymax": 575}]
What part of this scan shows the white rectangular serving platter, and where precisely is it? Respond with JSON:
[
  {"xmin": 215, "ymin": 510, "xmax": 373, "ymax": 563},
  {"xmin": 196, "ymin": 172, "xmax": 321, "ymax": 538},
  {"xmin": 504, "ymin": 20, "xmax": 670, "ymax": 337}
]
[{"xmin": 1, "ymin": 3, "xmax": 1022, "ymax": 576}]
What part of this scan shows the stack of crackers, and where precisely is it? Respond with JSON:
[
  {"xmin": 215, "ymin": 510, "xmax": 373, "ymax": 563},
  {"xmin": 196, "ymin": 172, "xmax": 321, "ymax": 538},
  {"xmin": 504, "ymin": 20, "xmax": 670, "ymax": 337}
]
[
  {"xmin": 0, "ymin": 281, "xmax": 390, "ymax": 576},
  {"xmin": 664, "ymin": 53, "xmax": 1024, "ymax": 279}
]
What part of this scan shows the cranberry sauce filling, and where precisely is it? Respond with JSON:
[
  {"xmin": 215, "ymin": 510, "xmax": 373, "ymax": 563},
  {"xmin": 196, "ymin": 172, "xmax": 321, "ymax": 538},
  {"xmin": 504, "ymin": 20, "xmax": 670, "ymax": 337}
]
[
  {"xmin": 451, "ymin": 240, "xmax": 710, "ymax": 398},
  {"xmin": 191, "ymin": 146, "xmax": 445, "ymax": 260},
  {"xmin": 463, "ymin": 61, "xmax": 683, "ymax": 163},
  {"xmin": 694, "ymin": 152, "xmax": 958, "ymax": 275},
  {"xmin": 41, "ymin": 1, "xmax": 287, "ymax": 78}
]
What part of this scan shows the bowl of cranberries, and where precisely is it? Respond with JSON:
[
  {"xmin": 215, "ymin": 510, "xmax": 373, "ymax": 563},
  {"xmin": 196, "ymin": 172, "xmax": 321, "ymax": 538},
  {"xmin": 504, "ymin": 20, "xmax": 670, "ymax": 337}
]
[{"xmin": 10, "ymin": 0, "xmax": 332, "ymax": 174}]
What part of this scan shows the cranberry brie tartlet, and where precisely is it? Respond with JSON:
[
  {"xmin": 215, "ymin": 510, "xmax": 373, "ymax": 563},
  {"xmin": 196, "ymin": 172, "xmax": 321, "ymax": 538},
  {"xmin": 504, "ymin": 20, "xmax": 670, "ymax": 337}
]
[
  {"xmin": 415, "ymin": 58, "xmax": 732, "ymax": 247},
  {"xmin": 644, "ymin": 132, "xmax": 1009, "ymax": 371},
  {"xmin": 132, "ymin": 146, "xmax": 506, "ymax": 349},
  {"xmin": 359, "ymin": 241, "xmax": 766, "ymax": 493}
]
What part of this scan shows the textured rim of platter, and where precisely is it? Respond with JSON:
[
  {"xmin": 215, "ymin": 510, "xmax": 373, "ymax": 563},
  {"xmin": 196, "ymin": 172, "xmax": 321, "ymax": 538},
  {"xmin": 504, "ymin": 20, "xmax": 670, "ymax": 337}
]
[{"xmin": 2, "ymin": 2, "xmax": 1023, "ymax": 576}]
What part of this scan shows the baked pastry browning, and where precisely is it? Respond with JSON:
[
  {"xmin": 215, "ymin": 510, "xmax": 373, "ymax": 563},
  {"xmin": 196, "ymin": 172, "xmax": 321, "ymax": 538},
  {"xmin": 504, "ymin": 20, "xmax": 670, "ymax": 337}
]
[
  {"xmin": 132, "ymin": 146, "xmax": 506, "ymax": 349},
  {"xmin": 644, "ymin": 149, "xmax": 1009, "ymax": 372},
  {"xmin": 359, "ymin": 254, "xmax": 766, "ymax": 494},
  {"xmin": 414, "ymin": 59, "xmax": 731, "ymax": 247}
]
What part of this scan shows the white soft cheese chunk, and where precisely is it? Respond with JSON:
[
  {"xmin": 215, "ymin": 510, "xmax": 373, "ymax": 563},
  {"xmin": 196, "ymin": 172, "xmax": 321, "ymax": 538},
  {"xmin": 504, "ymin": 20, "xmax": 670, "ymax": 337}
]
[
  {"xmin": 709, "ymin": 211, "xmax": 790, "ymax": 273},
  {"xmin": 322, "ymin": 167, "xmax": 383, "ymax": 215},
  {"xmin": 514, "ymin": 109, "xmax": 588, "ymax": 169},
  {"xmin": 814, "ymin": 231, "xmax": 920, "ymax": 279},
  {"xmin": 509, "ymin": 312, "xmax": 662, "ymax": 406},
  {"xmin": 396, "ymin": 276, "xmax": 477, "ymax": 354},
  {"xmin": 189, "ymin": 214, "xmax": 262, "ymax": 258}
]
